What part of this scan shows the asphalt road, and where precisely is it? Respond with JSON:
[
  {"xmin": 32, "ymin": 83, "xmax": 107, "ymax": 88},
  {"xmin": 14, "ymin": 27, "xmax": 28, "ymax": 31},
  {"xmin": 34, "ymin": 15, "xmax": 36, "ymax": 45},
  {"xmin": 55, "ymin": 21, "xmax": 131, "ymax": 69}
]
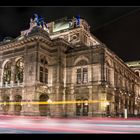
[{"xmin": 0, "ymin": 116, "xmax": 140, "ymax": 133}]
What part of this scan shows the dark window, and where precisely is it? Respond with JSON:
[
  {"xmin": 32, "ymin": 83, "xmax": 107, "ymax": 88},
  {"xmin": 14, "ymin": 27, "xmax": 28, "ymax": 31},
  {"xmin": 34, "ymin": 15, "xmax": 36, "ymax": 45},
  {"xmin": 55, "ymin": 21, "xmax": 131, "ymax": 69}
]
[
  {"xmin": 76, "ymin": 99, "xmax": 81, "ymax": 116},
  {"xmin": 45, "ymin": 68, "xmax": 48, "ymax": 84},
  {"xmin": 135, "ymin": 71, "xmax": 139, "ymax": 76},
  {"xmin": 40, "ymin": 66, "xmax": 43, "ymax": 82},
  {"xmin": 76, "ymin": 99, "xmax": 89, "ymax": 116},
  {"xmin": 83, "ymin": 99, "xmax": 88, "ymax": 116},
  {"xmin": 40, "ymin": 58, "xmax": 44, "ymax": 64}
]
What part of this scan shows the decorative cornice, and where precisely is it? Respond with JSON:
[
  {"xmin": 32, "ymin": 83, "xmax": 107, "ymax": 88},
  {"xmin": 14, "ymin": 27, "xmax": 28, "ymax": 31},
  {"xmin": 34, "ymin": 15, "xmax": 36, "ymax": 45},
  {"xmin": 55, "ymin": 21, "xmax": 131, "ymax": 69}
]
[{"xmin": 0, "ymin": 35, "xmax": 53, "ymax": 52}]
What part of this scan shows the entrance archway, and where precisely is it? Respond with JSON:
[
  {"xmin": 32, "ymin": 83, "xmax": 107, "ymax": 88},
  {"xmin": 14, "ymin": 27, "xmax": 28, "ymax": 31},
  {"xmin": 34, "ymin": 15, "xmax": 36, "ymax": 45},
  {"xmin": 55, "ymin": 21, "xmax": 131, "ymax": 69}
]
[
  {"xmin": 2, "ymin": 95, "xmax": 10, "ymax": 115},
  {"xmin": 76, "ymin": 99, "xmax": 81, "ymax": 116},
  {"xmin": 76, "ymin": 99, "xmax": 89, "ymax": 116},
  {"xmin": 39, "ymin": 94, "xmax": 50, "ymax": 116},
  {"xmin": 14, "ymin": 95, "xmax": 22, "ymax": 115}
]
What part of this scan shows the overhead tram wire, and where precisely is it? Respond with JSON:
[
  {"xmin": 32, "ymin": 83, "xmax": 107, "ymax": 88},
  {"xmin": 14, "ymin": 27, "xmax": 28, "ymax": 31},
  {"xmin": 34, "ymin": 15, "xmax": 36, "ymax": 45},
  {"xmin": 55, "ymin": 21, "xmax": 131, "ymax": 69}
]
[{"xmin": 93, "ymin": 7, "xmax": 140, "ymax": 32}]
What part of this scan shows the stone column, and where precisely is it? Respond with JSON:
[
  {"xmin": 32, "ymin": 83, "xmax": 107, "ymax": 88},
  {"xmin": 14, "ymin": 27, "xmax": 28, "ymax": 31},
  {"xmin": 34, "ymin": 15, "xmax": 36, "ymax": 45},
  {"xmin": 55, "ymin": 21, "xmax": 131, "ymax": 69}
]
[
  {"xmin": 62, "ymin": 88, "xmax": 66, "ymax": 117},
  {"xmin": 30, "ymin": 90, "xmax": 39, "ymax": 116},
  {"xmin": 20, "ymin": 88, "xmax": 26, "ymax": 116},
  {"xmin": 9, "ymin": 93, "xmax": 15, "ymax": 115},
  {"xmin": 118, "ymin": 97, "xmax": 121, "ymax": 117},
  {"xmin": 55, "ymin": 86, "xmax": 60, "ymax": 117},
  {"xmin": 98, "ymin": 88, "xmax": 107, "ymax": 117},
  {"xmin": 51, "ymin": 85, "xmax": 64, "ymax": 117},
  {"xmin": 69, "ymin": 88, "xmax": 75, "ymax": 117},
  {"xmin": 11, "ymin": 63, "xmax": 15, "ymax": 87},
  {"xmin": 23, "ymin": 87, "xmax": 39, "ymax": 116},
  {"xmin": 0, "ymin": 91, "xmax": 2, "ymax": 113},
  {"xmin": 0, "ymin": 68, "xmax": 2, "ymax": 87},
  {"xmin": 88, "ymin": 86, "xmax": 93, "ymax": 116}
]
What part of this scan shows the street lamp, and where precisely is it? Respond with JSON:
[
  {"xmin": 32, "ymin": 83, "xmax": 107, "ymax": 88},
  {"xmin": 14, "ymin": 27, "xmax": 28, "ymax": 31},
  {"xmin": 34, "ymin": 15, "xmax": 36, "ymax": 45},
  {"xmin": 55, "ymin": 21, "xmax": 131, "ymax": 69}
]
[
  {"xmin": 4, "ymin": 102, "xmax": 6, "ymax": 106},
  {"xmin": 106, "ymin": 101, "xmax": 110, "ymax": 117},
  {"xmin": 106, "ymin": 102, "xmax": 110, "ymax": 106},
  {"xmin": 47, "ymin": 99, "xmax": 52, "ymax": 103},
  {"xmin": 27, "ymin": 100, "xmax": 31, "ymax": 107}
]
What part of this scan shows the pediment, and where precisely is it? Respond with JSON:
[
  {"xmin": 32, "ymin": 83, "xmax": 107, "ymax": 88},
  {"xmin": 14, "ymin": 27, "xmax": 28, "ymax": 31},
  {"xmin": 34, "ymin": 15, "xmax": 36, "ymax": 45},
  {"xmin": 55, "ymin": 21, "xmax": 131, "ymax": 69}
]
[{"xmin": 28, "ymin": 26, "xmax": 51, "ymax": 40}]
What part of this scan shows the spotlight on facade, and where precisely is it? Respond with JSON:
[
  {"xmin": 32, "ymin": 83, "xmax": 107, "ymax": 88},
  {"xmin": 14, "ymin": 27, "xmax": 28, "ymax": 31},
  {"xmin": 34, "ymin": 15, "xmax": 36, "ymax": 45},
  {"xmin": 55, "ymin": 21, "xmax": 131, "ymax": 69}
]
[
  {"xmin": 106, "ymin": 84, "xmax": 109, "ymax": 88},
  {"xmin": 47, "ymin": 99, "xmax": 52, "ymax": 103},
  {"xmin": 85, "ymin": 101, "xmax": 88, "ymax": 106},
  {"xmin": 27, "ymin": 100, "xmax": 31, "ymax": 107},
  {"xmin": 106, "ymin": 102, "xmax": 110, "ymax": 106}
]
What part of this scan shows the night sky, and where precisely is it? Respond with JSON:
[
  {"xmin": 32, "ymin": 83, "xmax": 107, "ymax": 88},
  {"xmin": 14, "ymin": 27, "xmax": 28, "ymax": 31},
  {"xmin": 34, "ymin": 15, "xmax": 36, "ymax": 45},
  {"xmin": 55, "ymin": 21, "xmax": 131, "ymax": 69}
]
[{"xmin": 0, "ymin": 7, "xmax": 140, "ymax": 62}]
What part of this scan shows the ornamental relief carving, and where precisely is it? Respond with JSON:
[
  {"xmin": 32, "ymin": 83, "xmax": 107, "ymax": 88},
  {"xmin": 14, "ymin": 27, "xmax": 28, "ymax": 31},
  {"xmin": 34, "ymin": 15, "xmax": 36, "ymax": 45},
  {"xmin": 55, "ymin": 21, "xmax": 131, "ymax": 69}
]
[
  {"xmin": 74, "ymin": 55, "xmax": 89, "ymax": 66},
  {"xmin": 106, "ymin": 58, "xmax": 113, "ymax": 68},
  {"xmin": 29, "ymin": 66, "xmax": 33, "ymax": 76},
  {"xmin": 75, "ymin": 60, "xmax": 88, "ymax": 66},
  {"xmin": 114, "ymin": 63, "xmax": 119, "ymax": 72},
  {"xmin": 36, "ymin": 85, "xmax": 49, "ymax": 94},
  {"xmin": 30, "ymin": 54, "xmax": 34, "ymax": 62},
  {"xmin": 0, "ymin": 61, "xmax": 2, "ymax": 69},
  {"xmin": 76, "ymin": 94, "xmax": 89, "ymax": 100}
]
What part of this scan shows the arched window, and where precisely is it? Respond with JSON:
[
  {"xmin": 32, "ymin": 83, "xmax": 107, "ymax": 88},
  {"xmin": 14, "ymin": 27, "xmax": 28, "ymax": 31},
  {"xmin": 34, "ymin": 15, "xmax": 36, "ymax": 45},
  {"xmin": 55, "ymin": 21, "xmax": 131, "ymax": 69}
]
[
  {"xmin": 3, "ymin": 61, "xmax": 12, "ymax": 84},
  {"xmin": 76, "ymin": 60, "xmax": 88, "ymax": 84},
  {"xmin": 39, "ymin": 94, "xmax": 50, "ymax": 116},
  {"xmin": 76, "ymin": 99, "xmax": 81, "ymax": 116},
  {"xmin": 76, "ymin": 98, "xmax": 89, "ymax": 116},
  {"xmin": 83, "ymin": 99, "xmax": 89, "ymax": 116},
  {"xmin": 39, "ymin": 56, "xmax": 48, "ymax": 84},
  {"xmin": 135, "ymin": 71, "xmax": 139, "ymax": 77},
  {"xmin": 15, "ymin": 58, "xmax": 24, "ymax": 83},
  {"xmin": 77, "ymin": 68, "xmax": 88, "ymax": 84}
]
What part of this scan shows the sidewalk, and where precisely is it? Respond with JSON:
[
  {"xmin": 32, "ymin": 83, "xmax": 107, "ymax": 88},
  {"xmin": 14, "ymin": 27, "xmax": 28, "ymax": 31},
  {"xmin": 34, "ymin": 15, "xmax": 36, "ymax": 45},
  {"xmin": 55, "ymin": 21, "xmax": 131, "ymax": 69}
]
[{"xmin": 0, "ymin": 114, "xmax": 140, "ymax": 121}]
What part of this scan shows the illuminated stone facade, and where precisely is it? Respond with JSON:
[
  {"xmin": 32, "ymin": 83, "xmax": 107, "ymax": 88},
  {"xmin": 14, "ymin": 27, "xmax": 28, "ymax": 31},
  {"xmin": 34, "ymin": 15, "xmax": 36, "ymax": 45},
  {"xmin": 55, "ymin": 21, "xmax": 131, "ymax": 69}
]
[{"xmin": 0, "ymin": 15, "xmax": 140, "ymax": 117}]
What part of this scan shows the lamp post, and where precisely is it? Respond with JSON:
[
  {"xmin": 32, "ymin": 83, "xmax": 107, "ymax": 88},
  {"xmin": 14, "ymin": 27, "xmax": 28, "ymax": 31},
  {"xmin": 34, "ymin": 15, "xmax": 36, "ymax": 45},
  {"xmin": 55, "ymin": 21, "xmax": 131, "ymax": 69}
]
[
  {"xmin": 106, "ymin": 101, "xmax": 110, "ymax": 117},
  {"xmin": 124, "ymin": 92, "xmax": 128, "ymax": 119},
  {"xmin": 47, "ymin": 99, "xmax": 52, "ymax": 116}
]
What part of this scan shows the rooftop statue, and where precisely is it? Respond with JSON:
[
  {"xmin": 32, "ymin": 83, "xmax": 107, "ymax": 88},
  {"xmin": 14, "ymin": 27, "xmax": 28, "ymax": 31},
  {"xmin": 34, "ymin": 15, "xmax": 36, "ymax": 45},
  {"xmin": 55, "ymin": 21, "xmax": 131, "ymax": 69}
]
[{"xmin": 21, "ymin": 14, "xmax": 49, "ymax": 36}]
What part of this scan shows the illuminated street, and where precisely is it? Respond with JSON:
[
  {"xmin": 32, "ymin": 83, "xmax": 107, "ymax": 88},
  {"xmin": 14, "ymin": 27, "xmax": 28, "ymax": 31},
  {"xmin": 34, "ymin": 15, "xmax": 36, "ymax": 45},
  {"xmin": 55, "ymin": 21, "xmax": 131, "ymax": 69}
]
[{"xmin": 0, "ymin": 115, "xmax": 140, "ymax": 133}]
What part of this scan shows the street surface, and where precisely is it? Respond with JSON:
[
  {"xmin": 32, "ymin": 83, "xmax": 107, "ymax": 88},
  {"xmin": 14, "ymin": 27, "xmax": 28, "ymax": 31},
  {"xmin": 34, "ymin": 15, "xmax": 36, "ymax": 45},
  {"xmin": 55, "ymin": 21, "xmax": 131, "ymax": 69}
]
[{"xmin": 0, "ymin": 115, "xmax": 140, "ymax": 133}]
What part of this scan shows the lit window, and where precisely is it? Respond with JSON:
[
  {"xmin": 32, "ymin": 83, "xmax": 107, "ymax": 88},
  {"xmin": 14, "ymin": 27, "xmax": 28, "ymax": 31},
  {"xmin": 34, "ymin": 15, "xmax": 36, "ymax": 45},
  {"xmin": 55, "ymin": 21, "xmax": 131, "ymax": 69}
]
[
  {"xmin": 15, "ymin": 58, "xmax": 24, "ymax": 83},
  {"xmin": 3, "ymin": 61, "xmax": 12, "ymax": 84},
  {"xmin": 77, "ymin": 67, "xmax": 88, "ymax": 84},
  {"xmin": 39, "ymin": 56, "xmax": 48, "ymax": 84},
  {"xmin": 83, "ymin": 99, "xmax": 89, "ymax": 116}
]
